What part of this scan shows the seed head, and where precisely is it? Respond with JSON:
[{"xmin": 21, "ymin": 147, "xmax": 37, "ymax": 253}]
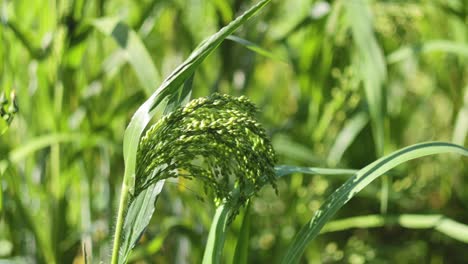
[{"xmin": 135, "ymin": 93, "xmax": 277, "ymax": 219}]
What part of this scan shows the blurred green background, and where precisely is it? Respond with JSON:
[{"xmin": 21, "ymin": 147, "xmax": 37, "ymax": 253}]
[{"xmin": 1, "ymin": 0, "xmax": 467, "ymax": 263}]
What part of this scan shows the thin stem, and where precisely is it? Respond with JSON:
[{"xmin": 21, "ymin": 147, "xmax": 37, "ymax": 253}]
[
  {"xmin": 111, "ymin": 182, "xmax": 130, "ymax": 264},
  {"xmin": 202, "ymin": 189, "xmax": 239, "ymax": 264},
  {"xmin": 202, "ymin": 202, "xmax": 231, "ymax": 264}
]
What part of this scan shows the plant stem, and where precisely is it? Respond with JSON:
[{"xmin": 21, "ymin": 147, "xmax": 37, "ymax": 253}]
[
  {"xmin": 203, "ymin": 189, "xmax": 239, "ymax": 264},
  {"xmin": 111, "ymin": 183, "xmax": 130, "ymax": 264},
  {"xmin": 202, "ymin": 203, "xmax": 231, "ymax": 264}
]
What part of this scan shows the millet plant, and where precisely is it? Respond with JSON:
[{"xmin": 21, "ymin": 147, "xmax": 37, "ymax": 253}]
[
  {"xmin": 1, "ymin": 0, "xmax": 468, "ymax": 263},
  {"xmin": 108, "ymin": 1, "xmax": 468, "ymax": 263}
]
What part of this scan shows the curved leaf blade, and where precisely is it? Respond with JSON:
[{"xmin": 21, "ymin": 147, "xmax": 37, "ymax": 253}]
[
  {"xmin": 118, "ymin": 180, "xmax": 165, "ymax": 264},
  {"xmin": 344, "ymin": 0, "xmax": 386, "ymax": 157},
  {"xmin": 232, "ymin": 202, "xmax": 252, "ymax": 264},
  {"xmin": 226, "ymin": 35, "xmax": 286, "ymax": 62},
  {"xmin": 387, "ymin": 40, "xmax": 468, "ymax": 64},
  {"xmin": 7, "ymin": 133, "xmax": 112, "ymax": 163},
  {"xmin": 281, "ymin": 142, "xmax": 468, "ymax": 264},
  {"xmin": 452, "ymin": 85, "xmax": 468, "ymax": 145},
  {"xmin": 322, "ymin": 214, "xmax": 468, "ymax": 244},
  {"xmin": 327, "ymin": 112, "xmax": 368, "ymax": 166},
  {"xmin": 202, "ymin": 202, "xmax": 231, "ymax": 264},
  {"xmin": 275, "ymin": 165, "xmax": 357, "ymax": 178}
]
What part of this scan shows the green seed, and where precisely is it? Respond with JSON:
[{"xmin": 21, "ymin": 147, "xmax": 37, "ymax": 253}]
[{"xmin": 135, "ymin": 93, "xmax": 277, "ymax": 220}]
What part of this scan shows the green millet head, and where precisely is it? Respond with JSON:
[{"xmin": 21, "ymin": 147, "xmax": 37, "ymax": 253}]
[{"xmin": 135, "ymin": 93, "xmax": 277, "ymax": 218}]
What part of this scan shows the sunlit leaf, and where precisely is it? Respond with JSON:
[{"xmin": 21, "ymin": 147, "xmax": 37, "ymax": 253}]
[
  {"xmin": 93, "ymin": 17, "xmax": 161, "ymax": 96},
  {"xmin": 327, "ymin": 112, "xmax": 368, "ymax": 166},
  {"xmin": 275, "ymin": 165, "xmax": 357, "ymax": 178},
  {"xmin": 227, "ymin": 35, "xmax": 287, "ymax": 62},
  {"xmin": 282, "ymin": 142, "xmax": 468, "ymax": 264},
  {"xmin": 387, "ymin": 40, "xmax": 468, "ymax": 64},
  {"xmin": 344, "ymin": 0, "xmax": 386, "ymax": 156},
  {"xmin": 232, "ymin": 202, "xmax": 252, "ymax": 264},
  {"xmin": 322, "ymin": 214, "xmax": 468, "ymax": 243}
]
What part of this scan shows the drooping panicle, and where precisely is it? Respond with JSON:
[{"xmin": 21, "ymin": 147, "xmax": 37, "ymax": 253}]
[{"xmin": 135, "ymin": 93, "xmax": 277, "ymax": 217}]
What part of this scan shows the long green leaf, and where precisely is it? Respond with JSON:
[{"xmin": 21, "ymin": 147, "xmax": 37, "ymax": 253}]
[
  {"xmin": 344, "ymin": 0, "xmax": 388, "ymax": 213},
  {"xmin": 273, "ymin": 135, "xmax": 323, "ymax": 164},
  {"xmin": 275, "ymin": 165, "xmax": 357, "ymax": 178},
  {"xmin": 116, "ymin": 1, "xmax": 272, "ymax": 262},
  {"xmin": 452, "ymin": 85, "xmax": 468, "ymax": 145},
  {"xmin": 226, "ymin": 35, "xmax": 286, "ymax": 62},
  {"xmin": 93, "ymin": 18, "xmax": 160, "ymax": 96},
  {"xmin": 232, "ymin": 202, "xmax": 252, "ymax": 264},
  {"xmin": 327, "ymin": 112, "xmax": 368, "ymax": 166},
  {"xmin": 8, "ymin": 133, "xmax": 112, "ymax": 163},
  {"xmin": 344, "ymin": 0, "xmax": 386, "ymax": 156},
  {"xmin": 127, "ymin": 217, "xmax": 189, "ymax": 261},
  {"xmin": 322, "ymin": 214, "xmax": 468, "ymax": 244},
  {"xmin": 118, "ymin": 180, "xmax": 165, "ymax": 263},
  {"xmin": 202, "ymin": 202, "xmax": 231, "ymax": 264},
  {"xmin": 387, "ymin": 40, "xmax": 468, "ymax": 64},
  {"xmin": 281, "ymin": 142, "xmax": 468, "ymax": 264}
]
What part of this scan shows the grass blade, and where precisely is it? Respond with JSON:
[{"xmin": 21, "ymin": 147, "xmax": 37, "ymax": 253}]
[
  {"xmin": 344, "ymin": 0, "xmax": 388, "ymax": 214},
  {"xmin": 452, "ymin": 85, "xmax": 468, "ymax": 145},
  {"xmin": 387, "ymin": 40, "xmax": 468, "ymax": 64},
  {"xmin": 226, "ymin": 35, "xmax": 286, "ymax": 62},
  {"xmin": 93, "ymin": 18, "xmax": 161, "ymax": 96},
  {"xmin": 281, "ymin": 142, "xmax": 468, "ymax": 264},
  {"xmin": 322, "ymin": 214, "xmax": 468, "ymax": 243},
  {"xmin": 118, "ymin": 180, "xmax": 165, "ymax": 264},
  {"xmin": 232, "ymin": 202, "xmax": 252, "ymax": 264},
  {"xmin": 8, "ymin": 133, "xmax": 111, "ymax": 163},
  {"xmin": 275, "ymin": 165, "xmax": 357, "ymax": 178},
  {"xmin": 345, "ymin": 0, "xmax": 386, "ymax": 156},
  {"xmin": 202, "ymin": 202, "xmax": 231, "ymax": 264},
  {"xmin": 273, "ymin": 135, "xmax": 323, "ymax": 164},
  {"xmin": 327, "ymin": 112, "xmax": 368, "ymax": 166}
]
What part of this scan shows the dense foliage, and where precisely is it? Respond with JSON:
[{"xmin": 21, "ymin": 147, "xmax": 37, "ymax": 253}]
[{"xmin": 0, "ymin": 0, "xmax": 467, "ymax": 263}]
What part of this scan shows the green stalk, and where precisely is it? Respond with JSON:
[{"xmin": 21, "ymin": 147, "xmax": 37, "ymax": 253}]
[
  {"xmin": 202, "ymin": 202, "xmax": 231, "ymax": 264},
  {"xmin": 203, "ymin": 189, "xmax": 240, "ymax": 264},
  {"xmin": 111, "ymin": 183, "xmax": 130, "ymax": 264}
]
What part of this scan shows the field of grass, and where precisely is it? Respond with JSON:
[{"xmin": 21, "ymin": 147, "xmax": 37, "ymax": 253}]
[{"xmin": 1, "ymin": 0, "xmax": 468, "ymax": 263}]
